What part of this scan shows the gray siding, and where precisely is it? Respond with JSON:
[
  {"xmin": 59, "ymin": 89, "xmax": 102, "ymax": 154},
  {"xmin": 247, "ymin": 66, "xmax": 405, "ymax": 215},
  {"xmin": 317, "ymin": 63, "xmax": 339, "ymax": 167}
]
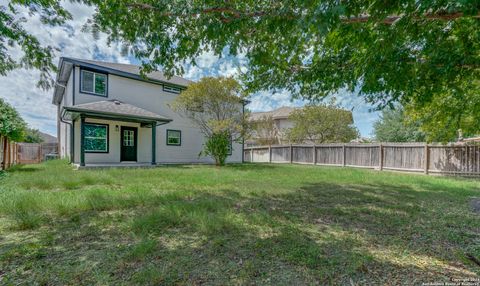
[{"xmin": 61, "ymin": 66, "xmax": 243, "ymax": 164}]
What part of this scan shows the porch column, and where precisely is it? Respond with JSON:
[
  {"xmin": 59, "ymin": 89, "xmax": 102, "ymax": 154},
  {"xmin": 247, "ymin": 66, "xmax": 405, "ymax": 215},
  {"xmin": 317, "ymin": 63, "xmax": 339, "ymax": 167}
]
[
  {"xmin": 80, "ymin": 115, "xmax": 85, "ymax": 166},
  {"xmin": 151, "ymin": 122, "xmax": 156, "ymax": 165}
]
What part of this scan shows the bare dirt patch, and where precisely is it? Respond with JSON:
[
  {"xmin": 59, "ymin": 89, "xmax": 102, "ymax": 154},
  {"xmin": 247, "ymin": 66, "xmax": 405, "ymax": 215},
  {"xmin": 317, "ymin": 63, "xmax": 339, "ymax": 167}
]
[{"xmin": 470, "ymin": 198, "xmax": 480, "ymax": 214}]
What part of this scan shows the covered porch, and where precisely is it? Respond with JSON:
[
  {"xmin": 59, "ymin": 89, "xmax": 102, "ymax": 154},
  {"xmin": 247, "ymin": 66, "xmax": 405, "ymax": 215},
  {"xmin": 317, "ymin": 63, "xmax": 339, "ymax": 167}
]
[{"xmin": 62, "ymin": 100, "xmax": 171, "ymax": 166}]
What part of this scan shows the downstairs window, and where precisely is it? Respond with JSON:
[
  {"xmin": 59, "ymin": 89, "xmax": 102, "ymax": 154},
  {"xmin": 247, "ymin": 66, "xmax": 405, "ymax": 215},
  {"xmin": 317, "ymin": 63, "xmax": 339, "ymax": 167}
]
[{"xmin": 84, "ymin": 123, "xmax": 108, "ymax": 152}]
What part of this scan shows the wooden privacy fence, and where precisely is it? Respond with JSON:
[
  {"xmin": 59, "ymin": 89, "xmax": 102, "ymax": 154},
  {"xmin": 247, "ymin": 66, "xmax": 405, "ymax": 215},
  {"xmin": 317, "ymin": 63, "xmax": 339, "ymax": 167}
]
[
  {"xmin": 1, "ymin": 138, "xmax": 59, "ymax": 170},
  {"xmin": 244, "ymin": 143, "xmax": 480, "ymax": 176},
  {"xmin": 0, "ymin": 136, "xmax": 18, "ymax": 170},
  {"xmin": 17, "ymin": 143, "xmax": 59, "ymax": 164}
]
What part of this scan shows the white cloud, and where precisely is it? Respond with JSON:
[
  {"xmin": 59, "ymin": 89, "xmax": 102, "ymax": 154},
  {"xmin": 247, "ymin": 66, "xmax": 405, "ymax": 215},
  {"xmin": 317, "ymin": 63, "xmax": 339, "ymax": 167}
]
[
  {"xmin": 248, "ymin": 90, "xmax": 303, "ymax": 112},
  {"xmin": 196, "ymin": 51, "xmax": 218, "ymax": 68}
]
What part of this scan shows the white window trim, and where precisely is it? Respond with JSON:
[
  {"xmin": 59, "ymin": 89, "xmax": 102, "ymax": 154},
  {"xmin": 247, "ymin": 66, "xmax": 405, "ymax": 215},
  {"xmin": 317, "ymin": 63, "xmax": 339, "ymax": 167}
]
[
  {"xmin": 163, "ymin": 85, "xmax": 181, "ymax": 94},
  {"xmin": 167, "ymin": 130, "xmax": 181, "ymax": 146},
  {"xmin": 80, "ymin": 70, "xmax": 107, "ymax": 96},
  {"xmin": 84, "ymin": 123, "xmax": 108, "ymax": 153}
]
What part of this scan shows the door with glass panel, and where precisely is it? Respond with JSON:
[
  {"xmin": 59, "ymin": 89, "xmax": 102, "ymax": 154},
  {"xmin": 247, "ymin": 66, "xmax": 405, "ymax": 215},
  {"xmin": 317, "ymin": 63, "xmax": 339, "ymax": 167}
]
[{"xmin": 121, "ymin": 126, "xmax": 137, "ymax": 161}]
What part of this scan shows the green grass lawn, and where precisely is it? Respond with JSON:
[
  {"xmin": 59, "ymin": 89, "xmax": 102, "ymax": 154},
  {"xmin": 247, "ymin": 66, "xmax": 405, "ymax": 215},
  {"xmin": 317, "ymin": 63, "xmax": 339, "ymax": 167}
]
[{"xmin": 0, "ymin": 160, "xmax": 479, "ymax": 285}]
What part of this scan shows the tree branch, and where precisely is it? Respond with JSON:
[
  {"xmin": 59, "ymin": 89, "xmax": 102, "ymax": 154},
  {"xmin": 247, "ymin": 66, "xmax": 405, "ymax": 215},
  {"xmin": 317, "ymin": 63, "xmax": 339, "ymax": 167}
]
[
  {"xmin": 126, "ymin": 4, "xmax": 276, "ymax": 23},
  {"xmin": 126, "ymin": 4, "xmax": 480, "ymax": 24},
  {"xmin": 344, "ymin": 12, "xmax": 480, "ymax": 24}
]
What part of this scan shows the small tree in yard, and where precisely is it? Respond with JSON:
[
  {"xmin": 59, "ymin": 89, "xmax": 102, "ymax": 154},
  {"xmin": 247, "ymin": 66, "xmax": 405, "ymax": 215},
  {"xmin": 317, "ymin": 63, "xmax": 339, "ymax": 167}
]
[
  {"xmin": 287, "ymin": 103, "xmax": 359, "ymax": 144},
  {"xmin": 171, "ymin": 77, "xmax": 249, "ymax": 166},
  {"xmin": 203, "ymin": 132, "xmax": 231, "ymax": 166}
]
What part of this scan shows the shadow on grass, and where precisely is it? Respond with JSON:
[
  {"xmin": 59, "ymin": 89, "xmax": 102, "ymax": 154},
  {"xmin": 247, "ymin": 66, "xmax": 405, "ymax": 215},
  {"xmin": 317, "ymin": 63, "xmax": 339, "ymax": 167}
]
[
  {"xmin": 160, "ymin": 163, "xmax": 279, "ymax": 171},
  {"xmin": 0, "ymin": 180, "xmax": 478, "ymax": 284},
  {"xmin": 6, "ymin": 165, "xmax": 41, "ymax": 173},
  {"xmin": 226, "ymin": 163, "xmax": 278, "ymax": 171}
]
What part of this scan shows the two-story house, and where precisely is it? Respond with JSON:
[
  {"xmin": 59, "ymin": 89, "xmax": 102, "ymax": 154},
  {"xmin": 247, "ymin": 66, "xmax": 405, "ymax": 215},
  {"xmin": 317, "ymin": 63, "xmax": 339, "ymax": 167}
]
[
  {"xmin": 53, "ymin": 58, "xmax": 244, "ymax": 167},
  {"xmin": 248, "ymin": 106, "xmax": 296, "ymax": 146}
]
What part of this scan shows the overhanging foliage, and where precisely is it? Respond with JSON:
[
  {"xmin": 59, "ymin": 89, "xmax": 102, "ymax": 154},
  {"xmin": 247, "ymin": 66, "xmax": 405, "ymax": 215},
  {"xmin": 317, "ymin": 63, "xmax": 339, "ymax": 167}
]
[{"xmin": 0, "ymin": 98, "xmax": 26, "ymax": 141}]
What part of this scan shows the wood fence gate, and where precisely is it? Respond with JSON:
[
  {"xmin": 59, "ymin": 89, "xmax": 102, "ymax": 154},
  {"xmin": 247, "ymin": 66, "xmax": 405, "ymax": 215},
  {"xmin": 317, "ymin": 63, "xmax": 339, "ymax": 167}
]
[{"xmin": 17, "ymin": 143, "xmax": 42, "ymax": 164}]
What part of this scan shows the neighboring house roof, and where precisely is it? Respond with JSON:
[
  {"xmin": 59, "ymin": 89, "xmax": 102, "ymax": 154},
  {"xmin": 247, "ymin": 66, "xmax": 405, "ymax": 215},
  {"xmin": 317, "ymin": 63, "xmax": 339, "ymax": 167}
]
[
  {"xmin": 53, "ymin": 57, "xmax": 193, "ymax": 104},
  {"xmin": 63, "ymin": 100, "xmax": 172, "ymax": 123},
  {"xmin": 250, "ymin": 106, "xmax": 296, "ymax": 121},
  {"xmin": 39, "ymin": 132, "xmax": 57, "ymax": 143},
  {"xmin": 462, "ymin": 136, "xmax": 480, "ymax": 143}
]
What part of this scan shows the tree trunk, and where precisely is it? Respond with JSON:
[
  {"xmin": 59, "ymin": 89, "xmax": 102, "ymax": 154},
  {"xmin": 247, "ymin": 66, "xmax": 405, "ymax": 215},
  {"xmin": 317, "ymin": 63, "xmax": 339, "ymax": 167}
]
[
  {"xmin": 3, "ymin": 137, "xmax": 8, "ymax": 170},
  {"xmin": 1, "ymin": 136, "xmax": 5, "ymax": 170}
]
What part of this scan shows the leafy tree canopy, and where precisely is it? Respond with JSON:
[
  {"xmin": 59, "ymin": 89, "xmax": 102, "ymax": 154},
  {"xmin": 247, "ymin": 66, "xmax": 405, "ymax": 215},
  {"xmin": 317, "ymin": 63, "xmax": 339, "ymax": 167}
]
[
  {"xmin": 287, "ymin": 103, "xmax": 359, "ymax": 144},
  {"xmin": 0, "ymin": 0, "xmax": 70, "ymax": 89},
  {"xmin": 6, "ymin": 1, "xmax": 479, "ymax": 102},
  {"xmin": 23, "ymin": 128, "xmax": 44, "ymax": 143},
  {"xmin": 404, "ymin": 82, "xmax": 480, "ymax": 142},
  {"xmin": 0, "ymin": 98, "xmax": 26, "ymax": 141},
  {"xmin": 3, "ymin": 1, "xmax": 480, "ymax": 140},
  {"xmin": 373, "ymin": 107, "xmax": 425, "ymax": 142},
  {"xmin": 85, "ymin": 1, "xmax": 480, "ymax": 107}
]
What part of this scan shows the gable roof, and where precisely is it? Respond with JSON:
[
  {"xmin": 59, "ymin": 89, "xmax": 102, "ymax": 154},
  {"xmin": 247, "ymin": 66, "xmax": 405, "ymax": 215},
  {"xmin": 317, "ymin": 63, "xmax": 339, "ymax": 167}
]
[
  {"xmin": 53, "ymin": 57, "xmax": 193, "ymax": 104},
  {"xmin": 63, "ymin": 100, "xmax": 171, "ymax": 123},
  {"xmin": 68, "ymin": 58, "xmax": 193, "ymax": 87},
  {"xmin": 250, "ymin": 106, "xmax": 296, "ymax": 121},
  {"xmin": 39, "ymin": 131, "xmax": 57, "ymax": 143}
]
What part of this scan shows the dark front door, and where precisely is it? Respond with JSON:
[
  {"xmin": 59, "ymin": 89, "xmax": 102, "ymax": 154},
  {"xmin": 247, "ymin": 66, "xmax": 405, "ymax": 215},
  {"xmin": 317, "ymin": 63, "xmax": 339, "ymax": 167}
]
[{"xmin": 121, "ymin": 126, "xmax": 137, "ymax": 161}]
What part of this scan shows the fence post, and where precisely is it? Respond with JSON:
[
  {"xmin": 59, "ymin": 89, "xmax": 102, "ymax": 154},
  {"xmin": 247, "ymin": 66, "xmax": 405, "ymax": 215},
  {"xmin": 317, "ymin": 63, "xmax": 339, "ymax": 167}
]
[
  {"xmin": 5, "ymin": 138, "xmax": 10, "ymax": 169},
  {"xmin": 313, "ymin": 145, "xmax": 317, "ymax": 165},
  {"xmin": 38, "ymin": 144, "xmax": 42, "ymax": 163},
  {"xmin": 379, "ymin": 144, "xmax": 384, "ymax": 171},
  {"xmin": 269, "ymin": 145, "xmax": 272, "ymax": 163},
  {"xmin": 290, "ymin": 144, "xmax": 293, "ymax": 163},
  {"xmin": 14, "ymin": 143, "xmax": 17, "ymax": 165},
  {"xmin": 250, "ymin": 148, "xmax": 253, "ymax": 162},
  {"xmin": 342, "ymin": 144, "xmax": 346, "ymax": 167},
  {"xmin": 1, "ymin": 136, "xmax": 5, "ymax": 170},
  {"xmin": 424, "ymin": 144, "xmax": 429, "ymax": 175}
]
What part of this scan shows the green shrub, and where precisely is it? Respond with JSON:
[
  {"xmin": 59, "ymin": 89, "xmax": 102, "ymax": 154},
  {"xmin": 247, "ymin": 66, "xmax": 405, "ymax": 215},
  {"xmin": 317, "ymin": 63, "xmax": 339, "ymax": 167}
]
[{"xmin": 200, "ymin": 132, "xmax": 230, "ymax": 166}]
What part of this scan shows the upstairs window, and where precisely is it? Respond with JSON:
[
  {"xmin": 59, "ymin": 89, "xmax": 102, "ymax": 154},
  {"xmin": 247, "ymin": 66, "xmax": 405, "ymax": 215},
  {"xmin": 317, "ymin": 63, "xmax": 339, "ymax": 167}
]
[
  {"xmin": 81, "ymin": 70, "xmax": 107, "ymax": 96},
  {"xmin": 163, "ymin": 85, "xmax": 181, "ymax": 94},
  {"xmin": 166, "ymin": 130, "xmax": 181, "ymax": 146}
]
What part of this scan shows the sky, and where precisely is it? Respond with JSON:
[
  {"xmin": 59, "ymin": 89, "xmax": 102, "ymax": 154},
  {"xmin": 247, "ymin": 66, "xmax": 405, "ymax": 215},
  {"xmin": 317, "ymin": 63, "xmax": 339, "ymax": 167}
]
[{"xmin": 0, "ymin": 2, "xmax": 380, "ymax": 137}]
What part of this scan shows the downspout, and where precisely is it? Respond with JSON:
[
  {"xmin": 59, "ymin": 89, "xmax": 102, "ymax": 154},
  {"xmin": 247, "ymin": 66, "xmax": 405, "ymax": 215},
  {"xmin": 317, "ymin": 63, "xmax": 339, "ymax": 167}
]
[
  {"xmin": 57, "ymin": 105, "xmax": 61, "ymax": 155},
  {"xmin": 59, "ymin": 108, "xmax": 74, "ymax": 163},
  {"xmin": 242, "ymin": 102, "xmax": 246, "ymax": 163}
]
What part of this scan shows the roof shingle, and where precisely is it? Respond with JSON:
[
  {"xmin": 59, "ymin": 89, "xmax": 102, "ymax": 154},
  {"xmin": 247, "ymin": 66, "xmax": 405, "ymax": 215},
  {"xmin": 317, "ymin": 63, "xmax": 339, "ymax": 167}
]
[
  {"xmin": 67, "ymin": 58, "xmax": 193, "ymax": 87},
  {"xmin": 64, "ymin": 100, "xmax": 171, "ymax": 122},
  {"xmin": 250, "ymin": 106, "xmax": 296, "ymax": 121}
]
